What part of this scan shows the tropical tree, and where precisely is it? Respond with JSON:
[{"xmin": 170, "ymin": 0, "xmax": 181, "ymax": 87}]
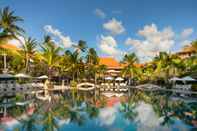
[
  {"xmin": 62, "ymin": 50, "xmax": 83, "ymax": 81},
  {"xmin": 40, "ymin": 35, "xmax": 62, "ymax": 79},
  {"xmin": 21, "ymin": 37, "xmax": 37, "ymax": 73},
  {"xmin": 86, "ymin": 48, "xmax": 99, "ymax": 81},
  {"xmin": 86, "ymin": 48, "xmax": 98, "ymax": 65},
  {"xmin": 121, "ymin": 53, "xmax": 141, "ymax": 84},
  {"xmin": 96, "ymin": 64, "xmax": 107, "ymax": 78},
  {"xmin": 73, "ymin": 40, "xmax": 87, "ymax": 53},
  {"xmin": 0, "ymin": 6, "xmax": 24, "ymax": 44},
  {"xmin": 191, "ymin": 40, "xmax": 197, "ymax": 53}
]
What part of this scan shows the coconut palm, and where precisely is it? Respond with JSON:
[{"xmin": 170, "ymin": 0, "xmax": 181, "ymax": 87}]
[
  {"xmin": 63, "ymin": 50, "xmax": 84, "ymax": 81},
  {"xmin": 40, "ymin": 35, "xmax": 62, "ymax": 79},
  {"xmin": 21, "ymin": 37, "xmax": 37, "ymax": 73},
  {"xmin": 96, "ymin": 64, "xmax": 107, "ymax": 78},
  {"xmin": 121, "ymin": 53, "xmax": 140, "ymax": 84},
  {"xmin": 191, "ymin": 40, "xmax": 197, "ymax": 53},
  {"xmin": 0, "ymin": 6, "xmax": 24, "ymax": 44},
  {"xmin": 86, "ymin": 48, "xmax": 98, "ymax": 65},
  {"xmin": 85, "ymin": 48, "xmax": 99, "ymax": 81},
  {"xmin": 73, "ymin": 40, "xmax": 87, "ymax": 53}
]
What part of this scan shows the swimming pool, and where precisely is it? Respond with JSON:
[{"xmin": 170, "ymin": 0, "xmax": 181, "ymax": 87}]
[{"xmin": 1, "ymin": 91, "xmax": 197, "ymax": 131}]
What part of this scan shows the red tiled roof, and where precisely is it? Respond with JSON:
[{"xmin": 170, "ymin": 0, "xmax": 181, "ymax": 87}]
[
  {"xmin": 0, "ymin": 44, "xmax": 20, "ymax": 50},
  {"xmin": 99, "ymin": 57, "xmax": 122, "ymax": 69}
]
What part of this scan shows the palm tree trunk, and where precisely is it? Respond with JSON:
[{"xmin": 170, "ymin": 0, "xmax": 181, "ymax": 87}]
[{"xmin": 25, "ymin": 56, "xmax": 29, "ymax": 73}]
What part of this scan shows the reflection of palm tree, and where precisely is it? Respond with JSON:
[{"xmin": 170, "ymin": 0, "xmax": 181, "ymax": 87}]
[
  {"xmin": 19, "ymin": 114, "xmax": 39, "ymax": 131},
  {"xmin": 42, "ymin": 109, "xmax": 59, "ymax": 131},
  {"xmin": 15, "ymin": 107, "xmax": 40, "ymax": 131},
  {"xmin": 151, "ymin": 95, "xmax": 175, "ymax": 126},
  {"xmin": 85, "ymin": 103, "xmax": 99, "ymax": 119},
  {"xmin": 119, "ymin": 97, "xmax": 137, "ymax": 121}
]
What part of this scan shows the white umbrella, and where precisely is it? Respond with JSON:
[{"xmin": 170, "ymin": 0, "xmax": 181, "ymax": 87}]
[
  {"xmin": 0, "ymin": 74, "xmax": 15, "ymax": 79},
  {"xmin": 169, "ymin": 77, "xmax": 182, "ymax": 81},
  {"xmin": 115, "ymin": 77, "xmax": 124, "ymax": 81},
  {"xmin": 15, "ymin": 73, "xmax": 31, "ymax": 78},
  {"xmin": 105, "ymin": 76, "xmax": 113, "ymax": 80},
  {"xmin": 107, "ymin": 70, "xmax": 120, "ymax": 73},
  {"xmin": 38, "ymin": 75, "xmax": 48, "ymax": 79},
  {"xmin": 182, "ymin": 76, "xmax": 196, "ymax": 81}
]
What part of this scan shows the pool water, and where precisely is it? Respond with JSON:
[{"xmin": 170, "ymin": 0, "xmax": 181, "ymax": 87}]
[{"xmin": 1, "ymin": 91, "xmax": 197, "ymax": 131}]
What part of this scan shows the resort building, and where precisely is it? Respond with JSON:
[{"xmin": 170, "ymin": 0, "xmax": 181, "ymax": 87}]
[
  {"xmin": 99, "ymin": 57, "xmax": 124, "ymax": 77},
  {"xmin": 176, "ymin": 45, "xmax": 196, "ymax": 59}
]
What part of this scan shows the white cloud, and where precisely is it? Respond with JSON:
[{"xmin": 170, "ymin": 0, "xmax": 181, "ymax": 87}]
[
  {"xmin": 94, "ymin": 8, "xmax": 106, "ymax": 19},
  {"xmin": 125, "ymin": 24, "xmax": 175, "ymax": 62},
  {"xmin": 179, "ymin": 28, "xmax": 194, "ymax": 46},
  {"xmin": 44, "ymin": 25, "xmax": 75, "ymax": 48},
  {"xmin": 8, "ymin": 35, "xmax": 25, "ymax": 48},
  {"xmin": 180, "ymin": 28, "xmax": 193, "ymax": 39},
  {"xmin": 103, "ymin": 18, "xmax": 125, "ymax": 35},
  {"xmin": 181, "ymin": 40, "xmax": 192, "ymax": 46},
  {"xmin": 99, "ymin": 35, "xmax": 124, "ymax": 58},
  {"xmin": 99, "ymin": 107, "xmax": 117, "ymax": 126}
]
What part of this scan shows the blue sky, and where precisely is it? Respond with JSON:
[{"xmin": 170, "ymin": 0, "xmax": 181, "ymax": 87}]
[{"xmin": 1, "ymin": 0, "xmax": 197, "ymax": 62}]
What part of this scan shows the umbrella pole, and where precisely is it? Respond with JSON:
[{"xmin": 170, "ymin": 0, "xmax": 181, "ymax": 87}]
[{"xmin": 3, "ymin": 53, "xmax": 8, "ymax": 74}]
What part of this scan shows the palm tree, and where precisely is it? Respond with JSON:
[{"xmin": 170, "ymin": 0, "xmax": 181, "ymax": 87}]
[
  {"xmin": 73, "ymin": 40, "xmax": 87, "ymax": 53},
  {"xmin": 63, "ymin": 50, "xmax": 83, "ymax": 81},
  {"xmin": 153, "ymin": 52, "xmax": 171, "ymax": 81},
  {"xmin": 86, "ymin": 48, "xmax": 98, "ymax": 65},
  {"xmin": 121, "ymin": 53, "xmax": 140, "ymax": 84},
  {"xmin": 22, "ymin": 37, "xmax": 37, "ymax": 73},
  {"xmin": 96, "ymin": 64, "xmax": 107, "ymax": 78},
  {"xmin": 86, "ymin": 48, "xmax": 99, "ymax": 82},
  {"xmin": 41, "ymin": 35, "xmax": 62, "ymax": 80},
  {"xmin": 191, "ymin": 40, "xmax": 197, "ymax": 53},
  {"xmin": 0, "ymin": 6, "xmax": 24, "ymax": 44}
]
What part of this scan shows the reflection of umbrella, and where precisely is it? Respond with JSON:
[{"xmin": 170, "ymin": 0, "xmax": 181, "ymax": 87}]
[
  {"xmin": 182, "ymin": 76, "xmax": 196, "ymax": 81},
  {"xmin": 115, "ymin": 77, "xmax": 124, "ymax": 81},
  {"xmin": 15, "ymin": 73, "xmax": 31, "ymax": 78},
  {"xmin": 38, "ymin": 75, "xmax": 48, "ymax": 79},
  {"xmin": 105, "ymin": 76, "xmax": 113, "ymax": 80}
]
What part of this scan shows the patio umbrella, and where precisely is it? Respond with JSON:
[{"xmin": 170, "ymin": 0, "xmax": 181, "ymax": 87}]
[
  {"xmin": 115, "ymin": 77, "xmax": 124, "ymax": 81},
  {"xmin": 182, "ymin": 76, "xmax": 196, "ymax": 81},
  {"xmin": 0, "ymin": 74, "xmax": 15, "ymax": 79},
  {"xmin": 107, "ymin": 70, "xmax": 120, "ymax": 73},
  {"xmin": 38, "ymin": 75, "xmax": 48, "ymax": 79},
  {"xmin": 105, "ymin": 76, "xmax": 113, "ymax": 80},
  {"xmin": 169, "ymin": 77, "xmax": 182, "ymax": 81},
  {"xmin": 15, "ymin": 73, "xmax": 31, "ymax": 78}
]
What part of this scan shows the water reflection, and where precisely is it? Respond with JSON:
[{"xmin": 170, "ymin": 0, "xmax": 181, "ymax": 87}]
[{"xmin": 0, "ymin": 91, "xmax": 197, "ymax": 131}]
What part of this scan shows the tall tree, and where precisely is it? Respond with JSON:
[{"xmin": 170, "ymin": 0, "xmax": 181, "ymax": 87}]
[
  {"xmin": 0, "ymin": 6, "xmax": 24, "ymax": 44},
  {"xmin": 121, "ymin": 53, "xmax": 140, "ymax": 84},
  {"xmin": 22, "ymin": 37, "xmax": 37, "ymax": 73},
  {"xmin": 63, "ymin": 50, "xmax": 83, "ymax": 81},
  {"xmin": 73, "ymin": 40, "xmax": 87, "ymax": 53},
  {"xmin": 41, "ymin": 35, "xmax": 62, "ymax": 79}
]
